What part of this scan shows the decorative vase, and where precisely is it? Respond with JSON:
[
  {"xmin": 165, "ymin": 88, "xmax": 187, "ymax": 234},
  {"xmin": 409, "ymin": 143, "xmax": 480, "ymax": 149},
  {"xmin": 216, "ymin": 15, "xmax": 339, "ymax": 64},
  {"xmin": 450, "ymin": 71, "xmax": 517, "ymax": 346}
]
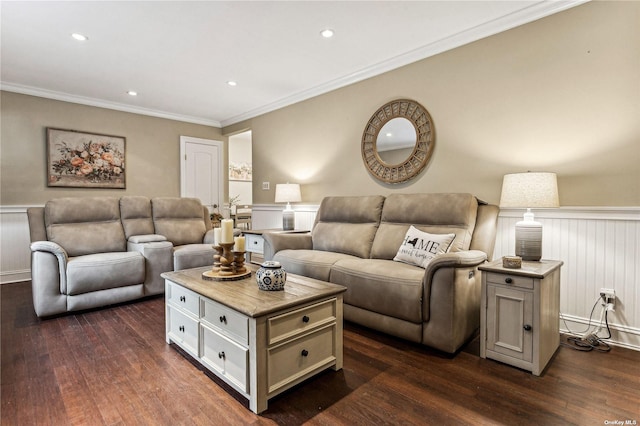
[{"xmin": 256, "ymin": 261, "xmax": 287, "ymax": 291}]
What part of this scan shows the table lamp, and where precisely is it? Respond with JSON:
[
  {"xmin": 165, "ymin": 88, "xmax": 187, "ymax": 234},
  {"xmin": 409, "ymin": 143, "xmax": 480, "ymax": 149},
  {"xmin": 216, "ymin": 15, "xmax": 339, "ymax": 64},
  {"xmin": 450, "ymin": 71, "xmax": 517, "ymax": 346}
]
[
  {"xmin": 499, "ymin": 172, "xmax": 559, "ymax": 261},
  {"xmin": 275, "ymin": 183, "xmax": 301, "ymax": 230}
]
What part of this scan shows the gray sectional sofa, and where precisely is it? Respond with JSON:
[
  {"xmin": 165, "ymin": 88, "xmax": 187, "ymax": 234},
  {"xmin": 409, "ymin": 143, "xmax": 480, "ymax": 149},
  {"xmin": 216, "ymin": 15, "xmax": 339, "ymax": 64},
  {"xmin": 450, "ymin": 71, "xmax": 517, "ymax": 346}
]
[
  {"xmin": 27, "ymin": 196, "xmax": 217, "ymax": 317},
  {"xmin": 263, "ymin": 193, "xmax": 499, "ymax": 353}
]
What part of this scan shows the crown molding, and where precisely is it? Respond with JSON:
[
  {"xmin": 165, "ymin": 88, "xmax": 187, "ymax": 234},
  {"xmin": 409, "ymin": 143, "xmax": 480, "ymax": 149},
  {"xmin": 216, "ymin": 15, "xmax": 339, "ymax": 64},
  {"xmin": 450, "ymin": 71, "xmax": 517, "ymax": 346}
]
[
  {"xmin": 1, "ymin": 0, "xmax": 587, "ymax": 129},
  {"xmin": 0, "ymin": 82, "xmax": 221, "ymax": 128},
  {"xmin": 220, "ymin": 0, "xmax": 588, "ymax": 127}
]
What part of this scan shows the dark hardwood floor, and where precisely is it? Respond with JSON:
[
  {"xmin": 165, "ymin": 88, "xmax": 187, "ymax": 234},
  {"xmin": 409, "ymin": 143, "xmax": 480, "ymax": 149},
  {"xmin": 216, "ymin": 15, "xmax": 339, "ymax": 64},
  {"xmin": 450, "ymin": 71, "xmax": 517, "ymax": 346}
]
[{"xmin": 2, "ymin": 281, "xmax": 638, "ymax": 425}]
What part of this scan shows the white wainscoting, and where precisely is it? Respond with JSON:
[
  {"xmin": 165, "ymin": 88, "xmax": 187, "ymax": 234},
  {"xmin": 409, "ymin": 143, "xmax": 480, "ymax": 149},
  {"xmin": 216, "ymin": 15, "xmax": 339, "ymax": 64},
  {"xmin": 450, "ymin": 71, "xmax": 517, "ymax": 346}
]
[
  {"xmin": 4, "ymin": 204, "xmax": 638, "ymax": 350},
  {"xmin": 496, "ymin": 207, "xmax": 640, "ymax": 351},
  {"xmin": 0, "ymin": 206, "xmax": 35, "ymax": 284}
]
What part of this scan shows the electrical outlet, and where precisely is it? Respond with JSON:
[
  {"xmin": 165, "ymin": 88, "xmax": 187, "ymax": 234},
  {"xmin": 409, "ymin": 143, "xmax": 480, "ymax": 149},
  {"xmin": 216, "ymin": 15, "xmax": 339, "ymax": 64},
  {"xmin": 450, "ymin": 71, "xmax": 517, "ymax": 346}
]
[
  {"xmin": 600, "ymin": 288, "xmax": 616, "ymax": 310},
  {"xmin": 262, "ymin": 181, "xmax": 270, "ymax": 190}
]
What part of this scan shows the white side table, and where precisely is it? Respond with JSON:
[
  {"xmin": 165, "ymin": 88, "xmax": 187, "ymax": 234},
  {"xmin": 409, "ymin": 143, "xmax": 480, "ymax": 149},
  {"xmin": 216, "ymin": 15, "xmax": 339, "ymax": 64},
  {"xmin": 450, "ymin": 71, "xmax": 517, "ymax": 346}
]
[
  {"xmin": 242, "ymin": 229, "xmax": 309, "ymax": 264},
  {"xmin": 479, "ymin": 259, "xmax": 563, "ymax": 375}
]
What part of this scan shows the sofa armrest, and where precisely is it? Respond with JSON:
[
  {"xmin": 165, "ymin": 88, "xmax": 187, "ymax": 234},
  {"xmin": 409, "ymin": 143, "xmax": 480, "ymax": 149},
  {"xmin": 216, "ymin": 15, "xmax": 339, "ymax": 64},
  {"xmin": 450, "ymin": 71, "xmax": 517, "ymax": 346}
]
[
  {"xmin": 423, "ymin": 250, "xmax": 487, "ymax": 279},
  {"xmin": 30, "ymin": 241, "xmax": 68, "ymax": 278},
  {"xmin": 128, "ymin": 234, "xmax": 167, "ymax": 244},
  {"xmin": 263, "ymin": 233, "xmax": 313, "ymax": 260},
  {"xmin": 30, "ymin": 241, "xmax": 69, "ymax": 316},
  {"xmin": 421, "ymin": 250, "xmax": 487, "ymax": 353},
  {"xmin": 203, "ymin": 229, "xmax": 216, "ymax": 244},
  {"xmin": 128, "ymin": 240, "xmax": 174, "ymax": 295}
]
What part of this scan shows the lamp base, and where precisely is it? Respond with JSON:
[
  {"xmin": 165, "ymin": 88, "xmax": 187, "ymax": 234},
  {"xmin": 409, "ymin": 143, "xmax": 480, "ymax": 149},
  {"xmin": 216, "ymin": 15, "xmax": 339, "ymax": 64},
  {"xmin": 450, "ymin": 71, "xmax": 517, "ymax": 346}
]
[
  {"xmin": 515, "ymin": 220, "xmax": 542, "ymax": 261},
  {"xmin": 282, "ymin": 209, "xmax": 295, "ymax": 231}
]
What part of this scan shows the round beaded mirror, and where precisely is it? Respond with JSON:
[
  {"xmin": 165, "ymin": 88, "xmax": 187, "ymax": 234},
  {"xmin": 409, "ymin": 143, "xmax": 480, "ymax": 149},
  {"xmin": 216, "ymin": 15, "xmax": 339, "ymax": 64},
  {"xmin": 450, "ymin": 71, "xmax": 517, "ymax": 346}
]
[{"xmin": 361, "ymin": 99, "xmax": 435, "ymax": 184}]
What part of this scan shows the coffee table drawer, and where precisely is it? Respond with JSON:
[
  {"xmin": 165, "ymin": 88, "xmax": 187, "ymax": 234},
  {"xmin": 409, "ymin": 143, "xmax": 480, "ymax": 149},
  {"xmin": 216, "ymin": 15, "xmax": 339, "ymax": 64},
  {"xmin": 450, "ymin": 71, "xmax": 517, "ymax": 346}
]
[
  {"xmin": 201, "ymin": 323, "xmax": 249, "ymax": 393},
  {"xmin": 267, "ymin": 324, "xmax": 336, "ymax": 393},
  {"xmin": 167, "ymin": 282, "xmax": 200, "ymax": 317},
  {"xmin": 268, "ymin": 299, "xmax": 336, "ymax": 345},
  {"xmin": 167, "ymin": 305, "xmax": 199, "ymax": 357},
  {"xmin": 201, "ymin": 298, "xmax": 249, "ymax": 345}
]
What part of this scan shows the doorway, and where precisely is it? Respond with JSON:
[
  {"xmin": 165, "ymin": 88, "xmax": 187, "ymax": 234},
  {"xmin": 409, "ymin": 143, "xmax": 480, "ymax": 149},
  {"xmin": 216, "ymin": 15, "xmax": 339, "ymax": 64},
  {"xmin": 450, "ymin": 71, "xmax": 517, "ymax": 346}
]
[
  {"xmin": 228, "ymin": 130, "xmax": 253, "ymax": 207},
  {"xmin": 180, "ymin": 136, "xmax": 223, "ymax": 213}
]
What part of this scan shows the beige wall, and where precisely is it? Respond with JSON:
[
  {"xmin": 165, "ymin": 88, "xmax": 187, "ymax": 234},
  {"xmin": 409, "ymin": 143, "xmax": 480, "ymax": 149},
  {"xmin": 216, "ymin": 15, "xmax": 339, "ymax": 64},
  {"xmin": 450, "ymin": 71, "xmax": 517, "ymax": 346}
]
[
  {"xmin": 1, "ymin": 91, "xmax": 225, "ymax": 205},
  {"xmin": 224, "ymin": 1, "xmax": 640, "ymax": 206}
]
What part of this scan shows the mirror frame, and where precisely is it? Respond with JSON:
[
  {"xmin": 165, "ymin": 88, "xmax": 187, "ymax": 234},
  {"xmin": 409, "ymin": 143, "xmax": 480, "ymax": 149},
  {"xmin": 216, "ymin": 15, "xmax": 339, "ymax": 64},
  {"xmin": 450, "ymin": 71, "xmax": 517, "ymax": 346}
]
[{"xmin": 361, "ymin": 99, "xmax": 435, "ymax": 184}]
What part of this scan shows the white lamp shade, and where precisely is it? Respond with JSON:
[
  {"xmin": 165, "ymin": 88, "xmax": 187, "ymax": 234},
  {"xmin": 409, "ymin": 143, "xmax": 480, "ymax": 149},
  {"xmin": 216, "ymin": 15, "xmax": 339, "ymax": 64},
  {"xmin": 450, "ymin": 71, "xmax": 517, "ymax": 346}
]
[
  {"xmin": 499, "ymin": 172, "xmax": 559, "ymax": 208},
  {"xmin": 275, "ymin": 184, "xmax": 301, "ymax": 203},
  {"xmin": 500, "ymin": 172, "xmax": 559, "ymax": 261}
]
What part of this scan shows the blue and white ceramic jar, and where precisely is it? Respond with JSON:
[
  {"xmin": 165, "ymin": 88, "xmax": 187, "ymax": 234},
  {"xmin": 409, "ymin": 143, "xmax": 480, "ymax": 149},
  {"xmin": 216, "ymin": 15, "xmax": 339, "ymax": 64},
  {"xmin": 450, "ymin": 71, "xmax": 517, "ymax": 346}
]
[{"xmin": 256, "ymin": 261, "xmax": 287, "ymax": 291}]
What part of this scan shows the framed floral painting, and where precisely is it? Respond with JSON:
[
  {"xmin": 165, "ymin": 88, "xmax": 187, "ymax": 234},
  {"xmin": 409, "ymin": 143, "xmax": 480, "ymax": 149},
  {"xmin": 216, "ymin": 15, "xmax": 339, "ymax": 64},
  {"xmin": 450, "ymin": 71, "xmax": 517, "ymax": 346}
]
[{"xmin": 47, "ymin": 128, "xmax": 126, "ymax": 188}]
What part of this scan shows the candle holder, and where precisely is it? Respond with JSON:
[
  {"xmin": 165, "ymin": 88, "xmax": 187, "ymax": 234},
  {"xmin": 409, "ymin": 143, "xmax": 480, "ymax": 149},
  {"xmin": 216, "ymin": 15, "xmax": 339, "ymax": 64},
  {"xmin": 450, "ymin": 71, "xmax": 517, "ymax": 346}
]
[
  {"xmin": 212, "ymin": 245, "xmax": 222, "ymax": 273},
  {"xmin": 233, "ymin": 251, "xmax": 247, "ymax": 274},
  {"xmin": 218, "ymin": 242, "xmax": 236, "ymax": 276},
  {"xmin": 203, "ymin": 243, "xmax": 251, "ymax": 281}
]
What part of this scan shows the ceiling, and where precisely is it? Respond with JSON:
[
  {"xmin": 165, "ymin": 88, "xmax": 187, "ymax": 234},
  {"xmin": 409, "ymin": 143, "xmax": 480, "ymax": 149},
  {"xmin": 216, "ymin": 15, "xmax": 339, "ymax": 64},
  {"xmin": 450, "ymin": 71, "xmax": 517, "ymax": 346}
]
[{"xmin": 1, "ymin": 1, "xmax": 584, "ymax": 128}]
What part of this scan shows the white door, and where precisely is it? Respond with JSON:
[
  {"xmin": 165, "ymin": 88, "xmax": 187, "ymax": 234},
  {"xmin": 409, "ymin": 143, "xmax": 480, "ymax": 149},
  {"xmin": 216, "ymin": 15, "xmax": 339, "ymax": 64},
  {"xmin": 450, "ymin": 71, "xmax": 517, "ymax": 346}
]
[{"xmin": 180, "ymin": 136, "xmax": 223, "ymax": 212}]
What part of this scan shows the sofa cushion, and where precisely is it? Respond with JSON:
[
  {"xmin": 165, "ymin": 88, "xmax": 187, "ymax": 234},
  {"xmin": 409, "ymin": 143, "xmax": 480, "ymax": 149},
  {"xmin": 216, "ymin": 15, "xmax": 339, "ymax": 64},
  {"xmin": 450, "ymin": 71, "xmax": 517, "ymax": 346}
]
[
  {"xmin": 120, "ymin": 196, "xmax": 155, "ymax": 239},
  {"xmin": 66, "ymin": 251, "xmax": 145, "ymax": 295},
  {"xmin": 45, "ymin": 197, "xmax": 126, "ymax": 257},
  {"xmin": 370, "ymin": 193, "xmax": 478, "ymax": 260},
  {"xmin": 274, "ymin": 249, "xmax": 360, "ymax": 282},
  {"xmin": 312, "ymin": 195, "xmax": 385, "ymax": 259},
  {"xmin": 173, "ymin": 244, "xmax": 215, "ymax": 270},
  {"xmin": 393, "ymin": 226, "xmax": 455, "ymax": 268},
  {"xmin": 330, "ymin": 258, "xmax": 425, "ymax": 323},
  {"xmin": 152, "ymin": 197, "xmax": 207, "ymax": 246}
]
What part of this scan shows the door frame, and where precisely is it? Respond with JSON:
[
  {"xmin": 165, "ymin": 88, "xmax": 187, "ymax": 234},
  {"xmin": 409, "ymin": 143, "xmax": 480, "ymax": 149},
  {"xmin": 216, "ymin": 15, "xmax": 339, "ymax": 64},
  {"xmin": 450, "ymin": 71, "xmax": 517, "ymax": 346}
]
[{"xmin": 179, "ymin": 136, "xmax": 224, "ymax": 209}]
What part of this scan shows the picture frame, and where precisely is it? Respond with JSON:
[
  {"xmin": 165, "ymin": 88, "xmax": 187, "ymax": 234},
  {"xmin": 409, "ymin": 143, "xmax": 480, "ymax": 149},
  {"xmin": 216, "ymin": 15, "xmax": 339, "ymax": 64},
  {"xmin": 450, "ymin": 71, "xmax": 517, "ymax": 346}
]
[
  {"xmin": 47, "ymin": 128, "xmax": 126, "ymax": 189},
  {"xmin": 229, "ymin": 161, "xmax": 252, "ymax": 181}
]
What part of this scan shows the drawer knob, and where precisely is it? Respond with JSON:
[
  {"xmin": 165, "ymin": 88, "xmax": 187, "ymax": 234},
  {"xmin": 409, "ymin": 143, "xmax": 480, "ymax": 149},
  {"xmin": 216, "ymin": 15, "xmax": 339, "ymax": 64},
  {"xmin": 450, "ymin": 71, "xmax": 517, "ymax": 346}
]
[
  {"xmin": 179, "ymin": 325, "xmax": 185, "ymax": 332},
  {"xmin": 219, "ymin": 315, "xmax": 227, "ymax": 324},
  {"xmin": 302, "ymin": 315, "xmax": 310, "ymax": 323},
  {"xmin": 505, "ymin": 277, "xmax": 513, "ymax": 284},
  {"xmin": 301, "ymin": 349, "xmax": 309, "ymax": 357},
  {"xmin": 218, "ymin": 351, "xmax": 225, "ymax": 360},
  {"xmin": 179, "ymin": 295, "xmax": 186, "ymax": 302},
  {"xmin": 523, "ymin": 324, "xmax": 532, "ymax": 331}
]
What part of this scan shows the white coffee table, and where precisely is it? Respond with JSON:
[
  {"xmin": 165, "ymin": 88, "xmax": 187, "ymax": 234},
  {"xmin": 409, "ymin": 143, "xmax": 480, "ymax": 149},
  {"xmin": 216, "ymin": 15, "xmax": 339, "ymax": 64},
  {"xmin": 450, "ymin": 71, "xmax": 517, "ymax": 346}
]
[{"xmin": 162, "ymin": 265, "xmax": 346, "ymax": 413}]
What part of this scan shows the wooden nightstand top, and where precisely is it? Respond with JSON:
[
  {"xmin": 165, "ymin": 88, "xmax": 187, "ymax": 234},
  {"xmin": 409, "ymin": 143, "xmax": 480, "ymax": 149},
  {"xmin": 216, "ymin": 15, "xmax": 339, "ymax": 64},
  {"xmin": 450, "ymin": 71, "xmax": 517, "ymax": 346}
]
[{"xmin": 479, "ymin": 259, "xmax": 563, "ymax": 279}]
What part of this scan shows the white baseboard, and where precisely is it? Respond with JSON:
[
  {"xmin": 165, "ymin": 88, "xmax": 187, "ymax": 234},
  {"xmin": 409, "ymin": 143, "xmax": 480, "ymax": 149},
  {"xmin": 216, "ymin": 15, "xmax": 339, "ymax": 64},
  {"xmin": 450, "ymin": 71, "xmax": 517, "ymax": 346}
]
[
  {"xmin": 1, "ymin": 269, "xmax": 31, "ymax": 284},
  {"xmin": 560, "ymin": 312, "xmax": 640, "ymax": 351}
]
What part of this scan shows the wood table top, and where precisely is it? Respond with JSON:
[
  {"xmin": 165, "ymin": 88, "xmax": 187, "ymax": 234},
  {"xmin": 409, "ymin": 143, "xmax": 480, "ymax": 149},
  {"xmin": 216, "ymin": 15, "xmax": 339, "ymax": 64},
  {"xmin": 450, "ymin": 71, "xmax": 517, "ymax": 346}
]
[
  {"xmin": 479, "ymin": 259, "xmax": 564, "ymax": 279},
  {"xmin": 162, "ymin": 265, "xmax": 346, "ymax": 318}
]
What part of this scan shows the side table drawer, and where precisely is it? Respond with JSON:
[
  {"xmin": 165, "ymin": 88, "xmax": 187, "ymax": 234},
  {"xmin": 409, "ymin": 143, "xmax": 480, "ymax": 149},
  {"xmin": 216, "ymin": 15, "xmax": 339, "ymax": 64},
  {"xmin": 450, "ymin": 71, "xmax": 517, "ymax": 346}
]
[
  {"xmin": 267, "ymin": 324, "xmax": 336, "ymax": 394},
  {"xmin": 167, "ymin": 305, "xmax": 199, "ymax": 357},
  {"xmin": 245, "ymin": 234, "xmax": 264, "ymax": 254},
  {"xmin": 201, "ymin": 324, "xmax": 249, "ymax": 393},
  {"xmin": 486, "ymin": 272, "xmax": 534, "ymax": 290},
  {"xmin": 201, "ymin": 298, "xmax": 249, "ymax": 345},
  {"xmin": 268, "ymin": 299, "xmax": 336, "ymax": 345},
  {"xmin": 167, "ymin": 282, "xmax": 200, "ymax": 316}
]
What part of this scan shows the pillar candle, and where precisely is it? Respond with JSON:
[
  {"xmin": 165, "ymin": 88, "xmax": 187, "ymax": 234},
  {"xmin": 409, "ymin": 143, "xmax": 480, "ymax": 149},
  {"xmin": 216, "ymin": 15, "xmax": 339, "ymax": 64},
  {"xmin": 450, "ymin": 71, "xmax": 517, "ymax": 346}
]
[
  {"xmin": 213, "ymin": 228, "xmax": 221, "ymax": 246},
  {"xmin": 234, "ymin": 236, "xmax": 245, "ymax": 252},
  {"xmin": 221, "ymin": 219, "xmax": 234, "ymax": 243}
]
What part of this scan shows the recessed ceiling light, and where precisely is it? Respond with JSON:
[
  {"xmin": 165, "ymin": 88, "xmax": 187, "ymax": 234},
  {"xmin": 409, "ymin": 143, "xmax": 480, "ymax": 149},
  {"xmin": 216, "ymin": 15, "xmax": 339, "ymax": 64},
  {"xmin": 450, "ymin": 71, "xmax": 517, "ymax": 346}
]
[
  {"xmin": 227, "ymin": 81, "xmax": 237, "ymax": 87},
  {"xmin": 320, "ymin": 29, "xmax": 334, "ymax": 38},
  {"xmin": 127, "ymin": 91, "xmax": 138, "ymax": 96},
  {"xmin": 71, "ymin": 33, "xmax": 88, "ymax": 41}
]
